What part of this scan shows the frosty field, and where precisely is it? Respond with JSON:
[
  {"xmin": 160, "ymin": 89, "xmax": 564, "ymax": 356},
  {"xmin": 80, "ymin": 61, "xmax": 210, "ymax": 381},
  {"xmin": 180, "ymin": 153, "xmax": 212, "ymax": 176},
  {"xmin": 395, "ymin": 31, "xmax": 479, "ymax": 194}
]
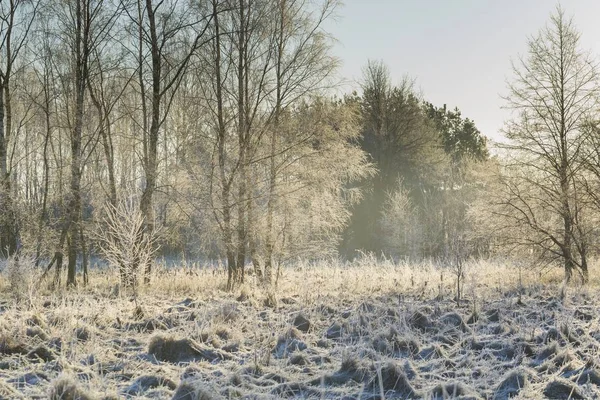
[{"xmin": 1, "ymin": 260, "xmax": 600, "ymax": 399}]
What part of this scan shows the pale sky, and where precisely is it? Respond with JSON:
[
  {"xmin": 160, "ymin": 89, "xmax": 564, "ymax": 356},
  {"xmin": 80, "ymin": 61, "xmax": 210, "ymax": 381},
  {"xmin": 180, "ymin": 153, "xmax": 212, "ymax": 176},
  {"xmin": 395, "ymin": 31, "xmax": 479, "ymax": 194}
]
[{"xmin": 325, "ymin": 0, "xmax": 600, "ymax": 146}]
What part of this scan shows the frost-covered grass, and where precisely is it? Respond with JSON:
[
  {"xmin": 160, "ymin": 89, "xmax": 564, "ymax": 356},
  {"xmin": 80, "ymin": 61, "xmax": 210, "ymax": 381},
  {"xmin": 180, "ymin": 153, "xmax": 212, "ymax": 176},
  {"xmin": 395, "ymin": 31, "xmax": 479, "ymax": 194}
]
[{"xmin": 0, "ymin": 258, "xmax": 599, "ymax": 399}]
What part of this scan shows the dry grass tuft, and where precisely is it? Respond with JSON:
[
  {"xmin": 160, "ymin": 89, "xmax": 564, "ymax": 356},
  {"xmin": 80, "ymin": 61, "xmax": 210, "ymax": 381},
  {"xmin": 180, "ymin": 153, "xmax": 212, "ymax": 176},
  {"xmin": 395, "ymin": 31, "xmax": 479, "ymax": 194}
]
[
  {"xmin": 372, "ymin": 361, "xmax": 416, "ymax": 396},
  {"xmin": 0, "ymin": 332, "xmax": 29, "ymax": 355},
  {"xmin": 171, "ymin": 380, "xmax": 219, "ymax": 400},
  {"xmin": 48, "ymin": 376, "xmax": 95, "ymax": 400}
]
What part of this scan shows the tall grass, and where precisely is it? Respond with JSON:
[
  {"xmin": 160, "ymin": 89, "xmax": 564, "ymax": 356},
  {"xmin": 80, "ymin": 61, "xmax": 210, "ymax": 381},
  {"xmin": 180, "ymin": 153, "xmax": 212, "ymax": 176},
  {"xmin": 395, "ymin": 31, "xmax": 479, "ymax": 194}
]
[{"xmin": 0, "ymin": 254, "xmax": 591, "ymax": 305}]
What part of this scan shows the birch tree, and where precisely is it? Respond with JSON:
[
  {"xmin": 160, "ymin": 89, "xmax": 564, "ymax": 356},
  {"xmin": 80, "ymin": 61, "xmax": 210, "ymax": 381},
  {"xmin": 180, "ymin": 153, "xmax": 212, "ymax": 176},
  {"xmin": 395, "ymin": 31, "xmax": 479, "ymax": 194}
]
[
  {"xmin": 125, "ymin": 0, "xmax": 211, "ymax": 283},
  {"xmin": 0, "ymin": 0, "xmax": 38, "ymax": 257}
]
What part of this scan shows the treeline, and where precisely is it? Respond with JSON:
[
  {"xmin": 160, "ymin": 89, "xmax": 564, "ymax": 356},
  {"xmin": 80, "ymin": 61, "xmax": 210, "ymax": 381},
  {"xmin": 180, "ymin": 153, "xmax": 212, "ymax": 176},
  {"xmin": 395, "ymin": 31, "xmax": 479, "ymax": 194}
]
[
  {"xmin": 0, "ymin": 0, "xmax": 373, "ymax": 290},
  {"xmin": 0, "ymin": 2, "xmax": 595, "ymax": 291}
]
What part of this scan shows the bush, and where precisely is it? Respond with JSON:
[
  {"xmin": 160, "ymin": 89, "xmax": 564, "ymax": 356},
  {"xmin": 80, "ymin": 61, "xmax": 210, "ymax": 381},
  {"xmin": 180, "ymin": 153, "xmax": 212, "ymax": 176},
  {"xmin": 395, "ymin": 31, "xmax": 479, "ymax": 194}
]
[
  {"xmin": 4, "ymin": 252, "xmax": 40, "ymax": 303},
  {"xmin": 94, "ymin": 200, "xmax": 159, "ymax": 292}
]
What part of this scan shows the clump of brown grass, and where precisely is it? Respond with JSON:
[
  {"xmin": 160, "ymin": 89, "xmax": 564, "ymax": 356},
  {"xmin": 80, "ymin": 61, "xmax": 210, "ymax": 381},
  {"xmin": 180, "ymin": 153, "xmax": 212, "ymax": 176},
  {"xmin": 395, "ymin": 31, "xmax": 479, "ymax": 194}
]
[
  {"xmin": 172, "ymin": 380, "xmax": 219, "ymax": 400},
  {"xmin": 48, "ymin": 376, "xmax": 95, "ymax": 400}
]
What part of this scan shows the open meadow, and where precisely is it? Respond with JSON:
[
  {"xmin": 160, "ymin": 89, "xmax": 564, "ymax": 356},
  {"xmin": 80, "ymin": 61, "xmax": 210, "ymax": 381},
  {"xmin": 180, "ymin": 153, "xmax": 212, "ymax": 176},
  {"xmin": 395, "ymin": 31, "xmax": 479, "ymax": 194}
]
[
  {"xmin": 1, "ymin": 259, "xmax": 600, "ymax": 399},
  {"xmin": 1, "ymin": 0, "xmax": 599, "ymax": 399}
]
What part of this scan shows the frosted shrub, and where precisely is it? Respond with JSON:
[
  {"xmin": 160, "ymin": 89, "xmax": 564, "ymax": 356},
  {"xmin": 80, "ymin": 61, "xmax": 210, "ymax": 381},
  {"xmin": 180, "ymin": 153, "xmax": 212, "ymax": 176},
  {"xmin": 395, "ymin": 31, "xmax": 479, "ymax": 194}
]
[
  {"xmin": 95, "ymin": 200, "xmax": 159, "ymax": 294},
  {"xmin": 4, "ymin": 253, "xmax": 40, "ymax": 303}
]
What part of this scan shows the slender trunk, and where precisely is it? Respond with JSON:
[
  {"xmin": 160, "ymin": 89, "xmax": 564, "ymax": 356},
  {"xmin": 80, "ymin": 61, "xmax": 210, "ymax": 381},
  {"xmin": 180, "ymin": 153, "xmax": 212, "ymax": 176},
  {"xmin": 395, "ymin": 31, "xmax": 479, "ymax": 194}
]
[
  {"xmin": 0, "ymin": 80, "xmax": 16, "ymax": 257},
  {"xmin": 557, "ymin": 24, "xmax": 575, "ymax": 286},
  {"xmin": 141, "ymin": 0, "xmax": 162, "ymax": 284},
  {"xmin": 580, "ymin": 243, "xmax": 588, "ymax": 283},
  {"xmin": 560, "ymin": 174, "xmax": 573, "ymax": 283},
  {"xmin": 236, "ymin": 161, "xmax": 246, "ymax": 284},
  {"xmin": 67, "ymin": 89, "xmax": 84, "ymax": 286},
  {"xmin": 264, "ymin": 0, "xmax": 286, "ymax": 284},
  {"xmin": 54, "ymin": 251, "xmax": 63, "ymax": 287},
  {"xmin": 274, "ymin": 203, "xmax": 289, "ymax": 289},
  {"xmin": 66, "ymin": 0, "xmax": 91, "ymax": 288},
  {"xmin": 248, "ymin": 170, "xmax": 261, "ymax": 278},
  {"xmin": 0, "ymin": 80, "xmax": 8, "ymax": 256},
  {"xmin": 226, "ymin": 249, "xmax": 236, "ymax": 290},
  {"xmin": 140, "ymin": 174, "xmax": 155, "ymax": 283},
  {"xmin": 212, "ymin": 0, "xmax": 236, "ymax": 291},
  {"xmin": 67, "ymin": 229, "xmax": 77, "ymax": 286},
  {"xmin": 67, "ymin": 120, "xmax": 83, "ymax": 287},
  {"xmin": 136, "ymin": 0, "xmax": 148, "ymax": 286},
  {"xmin": 233, "ymin": 0, "xmax": 248, "ymax": 287},
  {"xmin": 4, "ymin": 83, "xmax": 16, "ymax": 255},
  {"xmin": 223, "ymin": 181, "xmax": 235, "ymax": 290},
  {"xmin": 0, "ymin": 0, "xmax": 19, "ymax": 258},
  {"xmin": 264, "ymin": 127, "xmax": 276, "ymax": 284},
  {"xmin": 35, "ymin": 106, "xmax": 51, "ymax": 266},
  {"xmin": 80, "ymin": 225, "xmax": 88, "ymax": 286},
  {"xmin": 559, "ymin": 134, "xmax": 574, "ymax": 283},
  {"xmin": 441, "ymin": 180, "xmax": 449, "ymax": 260},
  {"xmin": 4, "ymin": 83, "xmax": 11, "ymax": 168},
  {"xmin": 90, "ymin": 85, "xmax": 117, "ymax": 207}
]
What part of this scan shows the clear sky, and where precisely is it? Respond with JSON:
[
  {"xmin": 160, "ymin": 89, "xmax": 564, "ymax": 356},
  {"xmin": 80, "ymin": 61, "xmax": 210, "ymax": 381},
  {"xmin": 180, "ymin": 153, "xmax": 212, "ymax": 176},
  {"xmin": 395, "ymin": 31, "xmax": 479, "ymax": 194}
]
[{"xmin": 324, "ymin": 1, "xmax": 600, "ymax": 146}]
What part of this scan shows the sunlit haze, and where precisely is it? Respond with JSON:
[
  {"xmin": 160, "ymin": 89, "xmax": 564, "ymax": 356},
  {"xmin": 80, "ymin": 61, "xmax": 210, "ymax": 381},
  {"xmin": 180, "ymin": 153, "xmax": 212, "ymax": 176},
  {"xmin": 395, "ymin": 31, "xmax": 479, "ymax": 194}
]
[{"xmin": 325, "ymin": 0, "xmax": 600, "ymax": 145}]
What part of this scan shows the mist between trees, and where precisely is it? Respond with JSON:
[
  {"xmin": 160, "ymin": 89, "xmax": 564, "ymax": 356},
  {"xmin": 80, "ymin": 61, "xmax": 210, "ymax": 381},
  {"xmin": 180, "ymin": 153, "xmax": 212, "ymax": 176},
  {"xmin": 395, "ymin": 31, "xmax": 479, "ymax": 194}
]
[{"xmin": 0, "ymin": 2, "xmax": 596, "ymax": 292}]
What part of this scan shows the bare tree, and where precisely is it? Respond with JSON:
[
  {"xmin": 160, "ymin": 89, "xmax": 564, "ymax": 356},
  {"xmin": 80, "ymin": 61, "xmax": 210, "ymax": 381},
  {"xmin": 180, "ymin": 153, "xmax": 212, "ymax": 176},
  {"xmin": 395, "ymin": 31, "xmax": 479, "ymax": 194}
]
[
  {"xmin": 261, "ymin": 0, "xmax": 339, "ymax": 285},
  {"xmin": 28, "ymin": 17, "xmax": 58, "ymax": 267},
  {"xmin": 87, "ymin": 33, "xmax": 131, "ymax": 209},
  {"xmin": 0, "ymin": 0, "xmax": 38, "ymax": 257},
  {"xmin": 95, "ymin": 199, "xmax": 159, "ymax": 293},
  {"xmin": 500, "ymin": 7, "xmax": 599, "ymax": 284},
  {"xmin": 124, "ymin": 0, "xmax": 211, "ymax": 283},
  {"xmin": 209, "ymin": 0, "xmax": 237, "ymax": 289},
  {"xmin": 181, "ymin": 0, "xmax": 362, "ymax": 291},
  {"xmin": 39, "ymin": 0, "xmax": 121, "ymax": 287}
]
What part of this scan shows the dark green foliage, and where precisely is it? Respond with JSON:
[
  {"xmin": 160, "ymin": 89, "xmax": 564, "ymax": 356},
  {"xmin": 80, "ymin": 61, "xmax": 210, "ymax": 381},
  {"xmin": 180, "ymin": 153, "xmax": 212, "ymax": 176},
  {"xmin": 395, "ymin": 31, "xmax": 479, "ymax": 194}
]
[
  {"xmin": 342, "ymin": 62, "xmax": 443, "ymax": 256},
  {"xmin": 342, "ymin": 61, "xmax": 488, "ymax": 259},
  {"xmin": 424, "ymin": 103, "xmax": 488, "ymax": 163}
]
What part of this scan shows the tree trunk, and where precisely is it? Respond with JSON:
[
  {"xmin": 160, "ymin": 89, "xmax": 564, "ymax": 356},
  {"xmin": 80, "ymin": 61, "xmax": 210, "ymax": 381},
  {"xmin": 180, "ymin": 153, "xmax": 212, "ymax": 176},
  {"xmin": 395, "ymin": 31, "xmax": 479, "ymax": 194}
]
[
  {"xmin": 579, "ymin": 244, "xmax": 588, "ymax": 283},
  {"xmin": 233, "ymin": 0, "xmax": 248, "ymax": 288},
  {"xmin": 54, "ymin": 251, "xmax": 63, "ymax": 287},
  {"xmin": 80, "ymin": 225, "xmax": 88, "ymax": 286},
  {"xmin": 66, "ymin": 137, "xmax": 82, "ymax": 287},
  {"xmin": 66, "ymin": 105, "xmax": 83, "ymax": 287},
  {"xmin": 236, "ymin": 168, "xmax": 246, "ymax": 285},
  {"xmin": 0, "ymin": 81, "xmax": 17, "ymax": 258},
  {"xmin": 211, "ymin": 0, "xmax": 238, "ymax": 291},
  {"xmin": 263, "ymin": 0, "xmax": 286, "ymax": 285},
  {"xmin": 66, "ymin": 0, "xmax": 92, "ymax": 288},
  {"xmin": 35, "ymin": 105, "xmax": 51, "ymax": 267},
  {"xmin": 89, "ymin": 80, "xmax": 117, "ymax": 208},
  {"xmin": 67, "ymin": 232, "xmax": 77, "ymax": 287},
  {"xmin": 140, "ymin": 182, "xmax": 155, "ymax": 283},
  {"xmin": 226, "ymin": 249, "xmax": 236, "ymax": 291},
  {"xmin": 247, "ymin": 171, "xmax": 261, "ymax": 278},
  {"xmin": 141, "ymin": 0, "xmax": 162, "ymax": 284},
  {"xmin": 263, "ymin": 126, "xmax": 277, "ymax": 285},
  {"xmin": 562, "ymin": 225, "xmax": 574, "ymax": 284}
]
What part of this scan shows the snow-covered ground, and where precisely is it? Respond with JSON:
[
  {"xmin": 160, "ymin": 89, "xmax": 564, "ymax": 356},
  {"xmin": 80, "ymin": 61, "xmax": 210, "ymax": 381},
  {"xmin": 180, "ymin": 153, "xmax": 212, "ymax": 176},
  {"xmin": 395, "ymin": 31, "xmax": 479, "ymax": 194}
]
[{"xmin": 0, "ymin": 260, "xmax": 599, "ymax": 399}]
